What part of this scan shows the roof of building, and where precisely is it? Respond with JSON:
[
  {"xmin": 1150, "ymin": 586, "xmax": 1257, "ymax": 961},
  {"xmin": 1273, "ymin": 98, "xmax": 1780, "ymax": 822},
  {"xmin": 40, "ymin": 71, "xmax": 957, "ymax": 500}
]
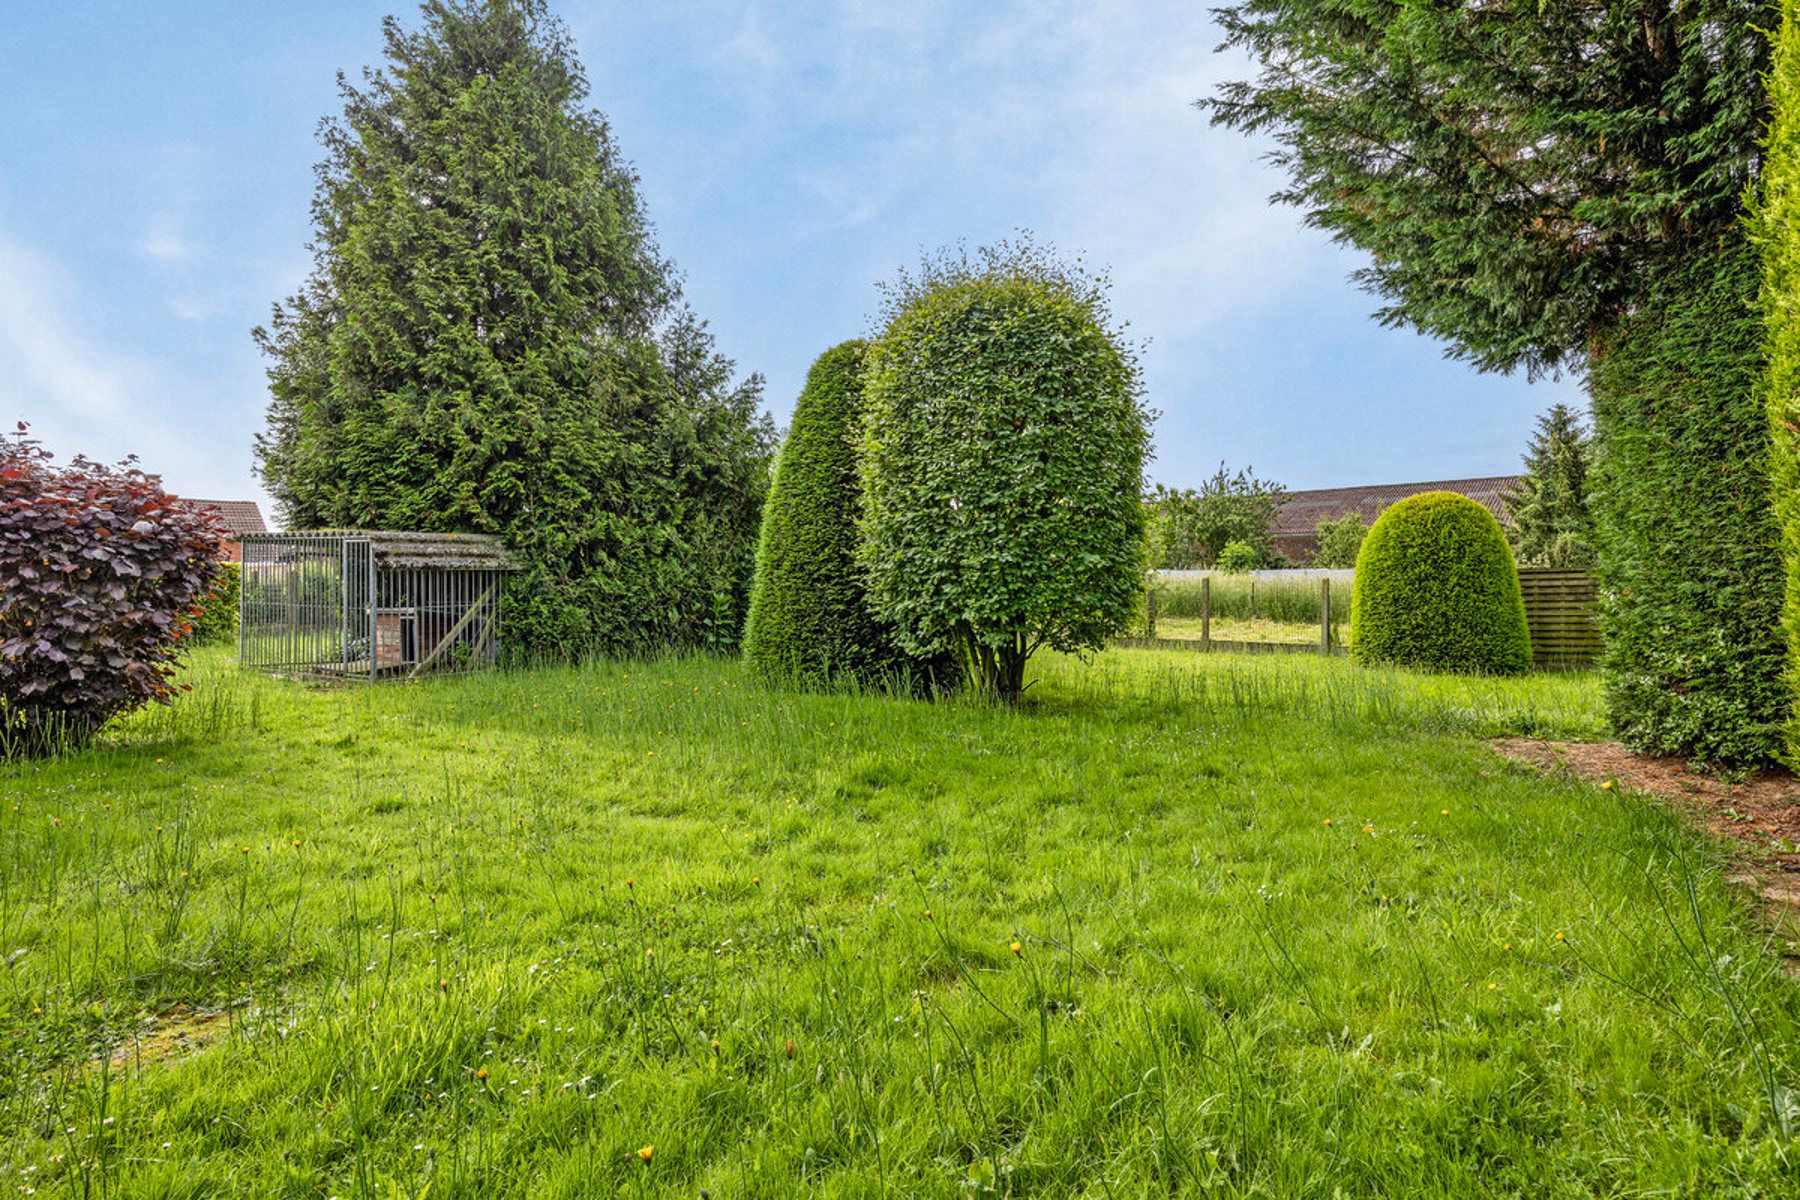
[
  {"xmin": 241, "ymin": 530, "xmax": 519, "ymax": 571},
  {"xmin": 181, "ymin": 498, "xmax": 269, "ymax": 536},
  {"xmin": 1273, "ymin": 475, "xmax": 1521, "ymax": 536}
]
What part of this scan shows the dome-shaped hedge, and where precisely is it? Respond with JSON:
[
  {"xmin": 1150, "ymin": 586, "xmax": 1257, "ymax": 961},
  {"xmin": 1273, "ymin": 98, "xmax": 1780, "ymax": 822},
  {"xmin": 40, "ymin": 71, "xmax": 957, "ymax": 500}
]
[
  {"xmin": 742, "ymin": 341, "xmax": 943, "ymax": 689},
  {"xmin": 1351, "ymin": 491, "xmax": 1532, "ymax": 674}
]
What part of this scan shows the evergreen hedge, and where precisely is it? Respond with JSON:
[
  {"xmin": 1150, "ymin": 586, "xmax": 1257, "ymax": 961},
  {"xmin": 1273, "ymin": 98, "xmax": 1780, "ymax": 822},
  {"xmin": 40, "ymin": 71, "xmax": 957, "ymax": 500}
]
[
  {"xmin": 1350, "ymin": 491, "xmax": 1531, "ymax": 675},
  {"xmin": 742, "ymin": 342, "xmax": 936, "ymax": 689},
  {"xmin": 1757, "ymin": 0, "xmax": 1800, "ymax": 767},
  {"xmin": 1589, "ymin": 244, "xmax": 1787, "ymax": 766}
]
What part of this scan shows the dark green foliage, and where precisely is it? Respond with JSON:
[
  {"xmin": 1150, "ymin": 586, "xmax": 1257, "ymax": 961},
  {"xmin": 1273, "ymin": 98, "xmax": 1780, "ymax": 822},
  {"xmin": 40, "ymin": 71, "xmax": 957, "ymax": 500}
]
[
  {"xmin": 1590, "ymin": 246, "xmax": 1787, "ymax": 765},
  {"xmin": 1206, "ymin": 1, "xmax": 1770, "ymax": 376},
  {"xmin": 1312, "ymin": 513, "xmax": 1366, "ymax": 568},
  {"xmin": 1756, "ymin": 0, "xmax": 1800, "ymax": 766},
  {"xmin": 1206, "ymin": 0, "xmax": 1781, "ymax": 758},
  {"xmin": 1505, "ymin": 404, "xmax": 1595, "ymax": 568},
  {"xmin": 1147, "ymin": 466, "xmax": 1284, "ymax": 569},
  {"xmin": 1351, "ymin": 491, "xmax": 1531, "ymax": 675},
  {"xmin": 254, "ymin": 0, "xmax": 772, "ymax": 656},
  {"xmin": 742, "ymin": 342, "xmax": 942, "ymax": 689},
  {"xmin": 861, "ymin": 239, "xmax": 1150, "ymax": 700},
  {"xmin": 191, "ymin": 562, "xmax": 241, "ymax": 646}
]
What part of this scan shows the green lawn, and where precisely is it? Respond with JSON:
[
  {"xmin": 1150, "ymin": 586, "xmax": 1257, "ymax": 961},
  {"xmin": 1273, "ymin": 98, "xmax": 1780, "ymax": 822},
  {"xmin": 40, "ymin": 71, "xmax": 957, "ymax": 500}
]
[
  {"xmin": 1146, "ymin": 615, "xmax": 1338, "ymax": 645},
  {"xmin": 2, "ymin": 647, "xmax": 1796, "ymax": 1197}
]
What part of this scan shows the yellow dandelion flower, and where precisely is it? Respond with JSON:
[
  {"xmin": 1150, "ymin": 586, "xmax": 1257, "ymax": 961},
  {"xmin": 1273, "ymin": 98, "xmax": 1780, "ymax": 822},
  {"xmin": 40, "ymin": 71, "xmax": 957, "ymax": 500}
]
[
  {"xmin": 1323, "ymin": 818, "xmax": 1333, "ymax": 827},
  {"xmin": 1440, "ymin": 808, "xmax": 1450, "ymax": 816},
  {"xmin": 1487, "ymin": 982, "xmax": 1498, "ymax": 991},
  {"xmin": 637, "ymin": 1145, "xmax": 654, "ymax": 1163},
  {"xmin": 1010, "ymin": 940, "xmax": 1023, "ymax": 956}
]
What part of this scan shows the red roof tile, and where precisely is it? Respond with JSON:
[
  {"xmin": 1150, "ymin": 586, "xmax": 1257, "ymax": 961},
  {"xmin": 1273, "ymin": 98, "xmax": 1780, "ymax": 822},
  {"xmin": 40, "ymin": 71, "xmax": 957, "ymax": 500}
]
[{"xmin": 179, "ymin": 498, "xmax": 269, "ymax": 536}]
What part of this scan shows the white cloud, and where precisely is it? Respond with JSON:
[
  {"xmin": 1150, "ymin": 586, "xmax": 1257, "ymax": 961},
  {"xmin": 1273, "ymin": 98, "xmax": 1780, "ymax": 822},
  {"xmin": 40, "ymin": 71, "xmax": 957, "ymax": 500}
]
[
  {"xmin": 0, "ymin": 231, "xmax": 137, "ymax": 424},
  {"xmin": 0, "ymin": 225, "xmax": 269, "ymax": 508},
  {"xmin": 141, "ymin": 214, "xmax": 192, "ymax": 263}
]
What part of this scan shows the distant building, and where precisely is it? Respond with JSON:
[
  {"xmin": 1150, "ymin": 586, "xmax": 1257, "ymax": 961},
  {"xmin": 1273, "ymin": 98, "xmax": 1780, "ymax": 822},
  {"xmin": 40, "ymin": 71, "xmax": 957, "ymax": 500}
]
[
  {"xmin": 179, "ymin": 498, "xmax": 270, "ymax": 563},
  {"xmin": 1273, "ymin": 476, "xmax": 1520, "ymax": 564}
]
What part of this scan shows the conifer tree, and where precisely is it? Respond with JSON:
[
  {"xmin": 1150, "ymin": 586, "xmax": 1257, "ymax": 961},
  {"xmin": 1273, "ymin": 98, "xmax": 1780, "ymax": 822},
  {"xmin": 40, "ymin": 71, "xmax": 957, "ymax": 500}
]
[
  {"xmin": 1206, "ymin": 1, "xmax": 1785, "ymax": 762},
  {"xmin": 255, "ymin": 0, "xmax": 772, "ymax": 654},
  {"xmin": 1505, "ymin": 404, "xmax": 1594, "ymax": 569}
]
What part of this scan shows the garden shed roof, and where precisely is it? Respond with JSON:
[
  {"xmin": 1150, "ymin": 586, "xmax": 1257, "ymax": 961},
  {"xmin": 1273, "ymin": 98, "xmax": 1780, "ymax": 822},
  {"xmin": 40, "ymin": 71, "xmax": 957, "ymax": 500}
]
[{"xmin": 242, "ymin": 530, "xmax": 520, "ymax": 571}]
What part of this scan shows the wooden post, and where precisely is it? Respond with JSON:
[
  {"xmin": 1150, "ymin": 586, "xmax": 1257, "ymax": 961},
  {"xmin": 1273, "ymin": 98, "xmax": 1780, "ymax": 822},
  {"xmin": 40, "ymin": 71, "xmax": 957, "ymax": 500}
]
[
  {"xmin": 1201, "ymin": 575, "xmax": 1211, "ymax": 649},
  {"xmin": 1146, "ymin": 586, "xmax": 1158, "ymax": 640},
  {"xmin": 1320, "ymin": 577, "xmax": 1331, "ymax": 653}
]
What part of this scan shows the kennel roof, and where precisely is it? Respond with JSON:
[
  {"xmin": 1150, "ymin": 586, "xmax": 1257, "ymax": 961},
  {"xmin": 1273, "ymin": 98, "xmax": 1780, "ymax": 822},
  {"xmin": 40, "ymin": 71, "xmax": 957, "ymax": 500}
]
[{"xmin": 241, "ymin": 530, "xmax": 520, "ymax": 572}]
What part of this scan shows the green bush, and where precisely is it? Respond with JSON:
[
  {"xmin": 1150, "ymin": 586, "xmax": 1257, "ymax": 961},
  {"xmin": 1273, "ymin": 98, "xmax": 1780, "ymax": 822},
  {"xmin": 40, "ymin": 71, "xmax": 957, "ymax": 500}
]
[
  {"xmin": 860, "ymin": 239, "xmax": 1149, "ymax": 700},
  {"xmin": 1350, "ymin": 492, "xmax": 1531, "ymax": 674},
  {"xmin": 1591, "ymin": 243, "xmax": 1787, "ymax": 766},
  {"xmin": 191, "ymin": 562, "xmax": 241, "ymax": 646},
  {"xmin": 1312, "ymin": 513, "xmax": 1366, "ymax": 568},
  {"xmin": 1758, "ymin": 0, "xmax": 1800, "ymax": 768},
  {"xmin": 1215, "ymin": 540, "xmax": 1266, "ymax": 573},
  {"xmin": 742, "ymin": 342, "xmax": 940, "ymax": 689}
]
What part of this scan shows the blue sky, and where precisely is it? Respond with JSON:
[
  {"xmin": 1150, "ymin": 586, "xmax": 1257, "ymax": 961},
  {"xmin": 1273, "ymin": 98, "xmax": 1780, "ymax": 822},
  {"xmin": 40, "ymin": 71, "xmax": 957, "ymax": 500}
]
[{"xmin": 0, "ymin": 1, "xmax": 1581, "ymax": 520}]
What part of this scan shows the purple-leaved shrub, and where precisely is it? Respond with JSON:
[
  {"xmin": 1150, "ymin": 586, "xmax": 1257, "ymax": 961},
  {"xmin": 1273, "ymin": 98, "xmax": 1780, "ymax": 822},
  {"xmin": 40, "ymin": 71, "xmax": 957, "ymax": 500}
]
[{"xmin": 1, "ymin": 426, "xmax": 226, "ymax": 756}]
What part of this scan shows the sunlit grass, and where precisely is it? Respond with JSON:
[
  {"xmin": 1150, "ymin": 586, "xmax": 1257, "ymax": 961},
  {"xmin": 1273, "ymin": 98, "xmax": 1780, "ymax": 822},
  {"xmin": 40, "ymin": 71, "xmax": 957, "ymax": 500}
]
[{"xmin": 0, "ymin": 646, "xmax": 1794, "ymax": 1196}]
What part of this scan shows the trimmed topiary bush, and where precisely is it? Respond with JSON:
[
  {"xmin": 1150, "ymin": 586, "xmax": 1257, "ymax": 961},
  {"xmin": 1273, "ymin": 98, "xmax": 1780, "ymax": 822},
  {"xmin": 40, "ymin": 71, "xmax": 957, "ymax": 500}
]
[
  {"xmin": 860, "ymin": 239, "xmax": 1150, "ymax": 701},
  {"xmin": 742, "ymin": 342, "xmax": 939, "ymax": 689},
  {"xmin": 1350, "ymin": 491, "xmax": 1531, "ymax": 675},
  {"xmin": 1591, "ymin": 244, "xmax": 1786, "ymax": 766},
  {"xmin": 1756, "ymin": 0, "xmax": 1800, "ymax": 769},
  {"xmin": 1, "ymin": 428, "xmax": 227, "ymax": 756}
]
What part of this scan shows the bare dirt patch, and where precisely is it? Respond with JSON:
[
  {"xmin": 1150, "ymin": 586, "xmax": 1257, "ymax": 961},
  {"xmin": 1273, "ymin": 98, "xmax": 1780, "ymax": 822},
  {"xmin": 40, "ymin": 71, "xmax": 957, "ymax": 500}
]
[
  {"xmin": 96, "ymin": 1004, "xmax": 233, "ymax": 1071},
  {"xmin": 1493, "ymin": 738, "xmax": 1800, "ymax": 966}
]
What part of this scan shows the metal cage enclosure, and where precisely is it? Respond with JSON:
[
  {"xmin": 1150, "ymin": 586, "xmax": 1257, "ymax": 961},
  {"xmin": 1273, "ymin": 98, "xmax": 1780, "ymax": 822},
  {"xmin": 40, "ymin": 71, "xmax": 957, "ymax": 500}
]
[{"xmin": 239, "ymin": 531, "xmax": 518, "ymax": 682}]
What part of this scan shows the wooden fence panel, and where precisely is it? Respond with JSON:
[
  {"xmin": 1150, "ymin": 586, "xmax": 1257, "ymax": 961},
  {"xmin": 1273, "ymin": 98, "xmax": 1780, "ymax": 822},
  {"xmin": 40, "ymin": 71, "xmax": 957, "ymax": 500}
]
[{"xmin": 1516, "ymin": 567, "xmax": 1601, "ymax": 669}]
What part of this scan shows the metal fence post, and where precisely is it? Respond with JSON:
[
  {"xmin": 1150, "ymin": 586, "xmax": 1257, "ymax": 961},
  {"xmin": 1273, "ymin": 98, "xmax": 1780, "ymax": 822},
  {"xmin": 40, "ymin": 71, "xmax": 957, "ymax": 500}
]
[{"xmin": 1146, "ymin": 585, "xmax": 1158, "ymax": 640}]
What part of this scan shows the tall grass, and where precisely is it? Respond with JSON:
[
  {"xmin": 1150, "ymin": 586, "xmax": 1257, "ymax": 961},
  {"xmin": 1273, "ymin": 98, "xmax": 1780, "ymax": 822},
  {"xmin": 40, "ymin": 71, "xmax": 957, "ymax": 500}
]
[
  {"xmin": 1149, "ymin": 574, "xmax": 1349, "ymax": 625},
  {"xmin": 0, "ymin": 646, "xmax": 1794, "ymax": 1196}
]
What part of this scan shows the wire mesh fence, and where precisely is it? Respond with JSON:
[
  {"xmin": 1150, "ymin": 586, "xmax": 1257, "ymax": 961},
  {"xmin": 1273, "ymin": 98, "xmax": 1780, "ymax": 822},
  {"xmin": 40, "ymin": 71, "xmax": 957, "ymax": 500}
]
[{"xmin": 239, "ymin": 532, "xmax": 515, "ymax": 682}]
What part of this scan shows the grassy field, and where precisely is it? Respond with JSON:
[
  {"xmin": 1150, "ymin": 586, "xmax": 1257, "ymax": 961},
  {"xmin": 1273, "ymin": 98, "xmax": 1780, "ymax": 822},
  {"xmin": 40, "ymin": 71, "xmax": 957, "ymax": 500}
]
[{"xmin": 3, "ymin": 646, "xmax": 1797, "ymax": 1197}]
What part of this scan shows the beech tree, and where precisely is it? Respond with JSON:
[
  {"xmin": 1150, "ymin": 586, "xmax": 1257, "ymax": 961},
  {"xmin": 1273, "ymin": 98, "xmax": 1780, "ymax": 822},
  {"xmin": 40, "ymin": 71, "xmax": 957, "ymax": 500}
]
[{"xmin": 859, "ymin": 241, "xmax": 1150, "ymax": 701}]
